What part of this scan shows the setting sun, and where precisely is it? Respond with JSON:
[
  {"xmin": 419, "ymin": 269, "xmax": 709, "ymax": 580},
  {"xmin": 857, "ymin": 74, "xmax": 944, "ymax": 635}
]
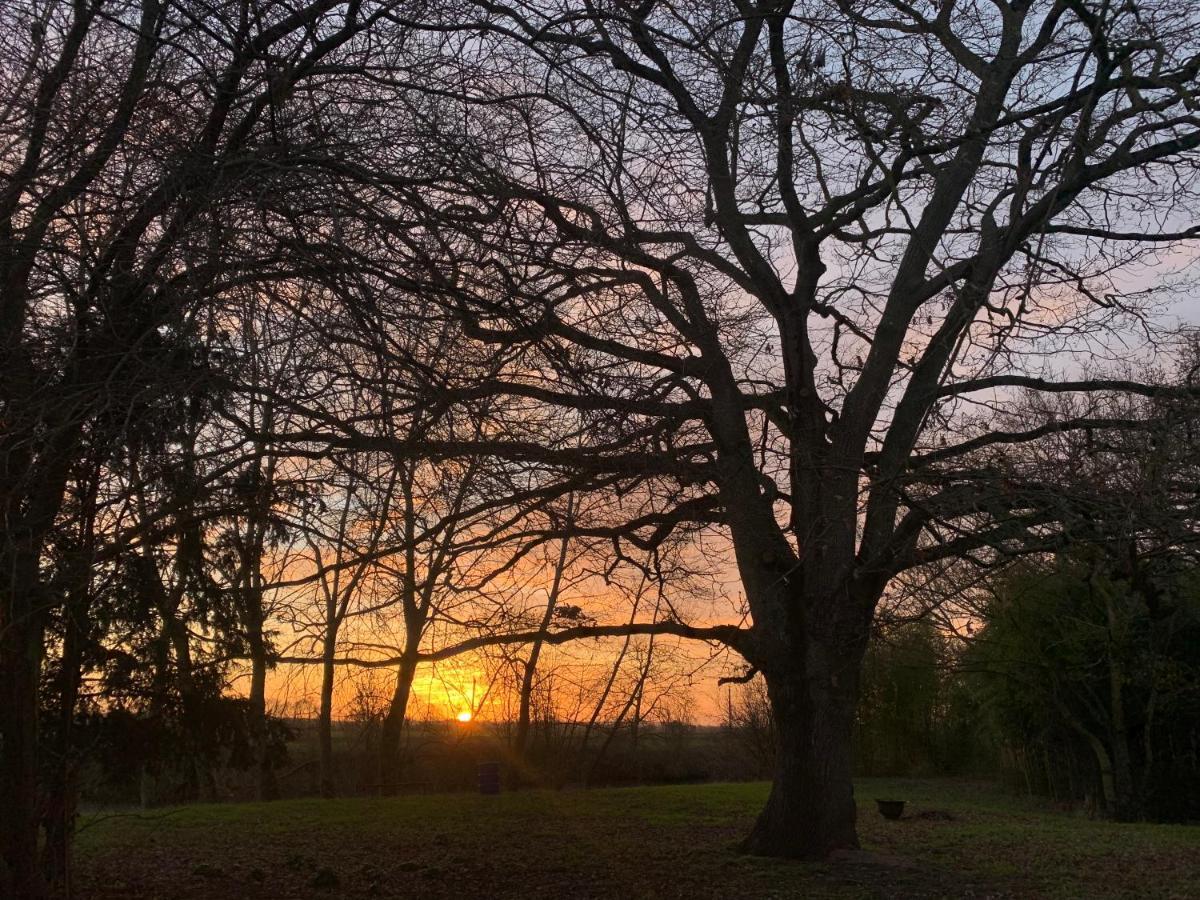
[{"xmin": 456, "ymin": 711, "xmax": 472, "ymax": 723}]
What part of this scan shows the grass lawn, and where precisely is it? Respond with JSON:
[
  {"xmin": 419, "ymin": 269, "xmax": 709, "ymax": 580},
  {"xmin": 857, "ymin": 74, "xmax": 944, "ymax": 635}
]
[{"xmin": 73, "ymin": 778, "xmax": 1199, "ymax": 899}]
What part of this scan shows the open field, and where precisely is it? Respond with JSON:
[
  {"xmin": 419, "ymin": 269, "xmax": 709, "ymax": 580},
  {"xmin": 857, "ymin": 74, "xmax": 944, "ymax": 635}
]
[{"xmin": 72, "ymin": 779, "xmax": 1198, "ymax": 899}]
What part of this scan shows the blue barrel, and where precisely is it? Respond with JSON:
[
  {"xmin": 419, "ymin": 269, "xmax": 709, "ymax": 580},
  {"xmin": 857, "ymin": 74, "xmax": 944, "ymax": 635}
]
[{"xmin": 477, "ymin": 761, "xmax": 501, "ymax": 795}]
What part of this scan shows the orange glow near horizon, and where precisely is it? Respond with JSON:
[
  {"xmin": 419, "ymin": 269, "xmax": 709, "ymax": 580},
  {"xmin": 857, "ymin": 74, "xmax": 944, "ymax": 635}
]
[{"xmin": 256, "ymin": 551, "xmax": 744, "ymax": 726}]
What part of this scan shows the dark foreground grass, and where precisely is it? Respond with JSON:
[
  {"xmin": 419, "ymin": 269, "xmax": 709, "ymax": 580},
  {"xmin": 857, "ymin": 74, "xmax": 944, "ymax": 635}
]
[{"xmin": 73, "ymin": 779, "xmax": 1198, "ymax": 899}]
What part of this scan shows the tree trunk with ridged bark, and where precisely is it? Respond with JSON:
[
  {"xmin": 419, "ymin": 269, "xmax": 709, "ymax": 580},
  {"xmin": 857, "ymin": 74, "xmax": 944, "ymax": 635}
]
[
  {"xmin": 742, "ymin": 650, "xmax": 864, "ymax": 858},
  {"xmin": 378, "ymin": 652, "xmax": 419, "ymax": 795},
  {"xmin": 0, "ymin": 577, "xmax": 44, "ymax": 898}
]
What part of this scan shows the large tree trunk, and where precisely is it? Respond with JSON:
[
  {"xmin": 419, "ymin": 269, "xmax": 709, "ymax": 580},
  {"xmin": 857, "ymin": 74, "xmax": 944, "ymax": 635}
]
[
  {"xmin": 742, "ymin": 633, "xmax": 866, "ymax": 860},
  {"xmin": 1084, "ymin": 734, "xmax": 1119, "ymax": 816},
  {"xmin": 513, "ymin": 658, "xmax": 538, "ymax": 770},
  {"xmin": 318, "ymin": 630, "xmax": 338, "ymax": 798},
  {"xmin": 0, "ymin": 549, "xmax": 47, "ymax": 898},
  {"xmin": 515, "ymin": 495, "xmax": 573, "ymax": 773},
  {"xmin": 378, "ymin": 653, "xmax": 419, "ymax": 794},
  {"xmin": 1, "ymin": 612, "xmax": 45, "ymax": 898},
  {"xmin": 1108, "ymin": 726, "xmax": 1137, "ymax": 821},
  {"xmin": 247, "ymin": 636, "xmax": 279, "ymax": 802},
  {"xmin": 1103, "ymin": 590, "xmax": 1139, "ymax": 821},
  {"xmin": 0, "ymin": 439, "xmax": 72, "ymax": 897},
  {"xmin": 152, "ymin": 580, "xmax": 216, "ymax": 802},
  {"xmin": 43, "ymin": 578, "xmax": 87, "ymax": 893},
  {"xmin": 171, "ymin": 641, "xmax": 218, "ymax": 803}
]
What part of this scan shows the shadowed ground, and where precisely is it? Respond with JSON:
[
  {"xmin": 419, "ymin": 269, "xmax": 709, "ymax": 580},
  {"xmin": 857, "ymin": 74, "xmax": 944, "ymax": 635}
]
[{"xmin": 73, "ymin": 779, "xmax": 1199, "ymax": 898}]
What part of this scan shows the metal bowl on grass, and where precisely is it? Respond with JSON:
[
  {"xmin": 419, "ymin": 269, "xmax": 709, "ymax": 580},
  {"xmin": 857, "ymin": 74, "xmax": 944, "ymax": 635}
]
[{"xmin": 875, "ymin": 799, "xmax": 906, "ymax": 820}]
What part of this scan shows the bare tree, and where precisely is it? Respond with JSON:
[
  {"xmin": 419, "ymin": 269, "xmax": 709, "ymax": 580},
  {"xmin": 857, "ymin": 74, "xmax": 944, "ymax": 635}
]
[
  {"xmin": 960, "ymin": 354, "xmax": 1200, "ymax": 819},
  {"xmin": 513, "ymin": 492, "xmax": 576, "ymax": 770},
  {"xmin": 0, "ymin": 1, "xmax": 408, "ymax": 889},
  {"xmin": 302, "ymin": 455, "xmax": 398, "ymax": 797},
  {"xmin": 339, "ymin": 0, "xmax": 1200, "ymax": 857},
  {"xmin": 260, "ymin": 282, "xmax": 585, "ymax": 792}
]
